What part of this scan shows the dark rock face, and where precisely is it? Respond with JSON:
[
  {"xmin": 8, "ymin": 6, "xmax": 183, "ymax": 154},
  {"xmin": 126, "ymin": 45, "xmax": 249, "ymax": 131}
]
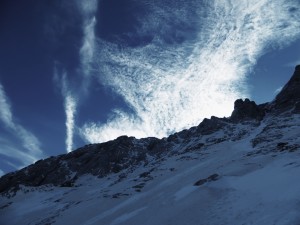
[
  {"xmin": 196, "ymin": 116, "xmax": 227, "ymax": 135},
  {"xmin": 230, "ymin": 98, "xmax": 265, "ymax": 122},
  {"xmin": 0, "ymin": 136, "xmax": 164, "ymax": 194},
  {"xmin": 274, "ymin": 65, "xmax": 300, "ymax": 111}
]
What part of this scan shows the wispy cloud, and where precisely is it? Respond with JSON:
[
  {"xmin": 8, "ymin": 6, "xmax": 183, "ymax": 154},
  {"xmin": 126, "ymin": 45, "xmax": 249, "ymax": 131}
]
[
  {"xmin": 0, "ymin": 82, "xmax": 44, "ymax": 166},
  {"xmin": 53, "ymin": 68, "xmax": 77, "ymax": 153},
  {"xmin": 65, "ymin": 94, "xmax": 76, "ymax": 153},
  {"xmin": 80, "ymin": 16, "xmax": 96, "ymax": 76},
  {"xmin": 0, "ymin": 83, "xmax": 13, "ymax": 128},
  {"xmin": 53, "ymin": 0, "xmax": 98, "ymax": 152},
  {"xmin": 81, "ymin": 0, "xmax": 300, "ymax": 143},
  {"xmin": 0, "ymin": 137, "xmax": 38, "ymax": 168},
  {"xmin": 77, "ymin": 0, "xmax": 98, "ymax": 91},
  {"xmin": 76, "ymin": 0, "xmax": 98, "ymax": 16}
]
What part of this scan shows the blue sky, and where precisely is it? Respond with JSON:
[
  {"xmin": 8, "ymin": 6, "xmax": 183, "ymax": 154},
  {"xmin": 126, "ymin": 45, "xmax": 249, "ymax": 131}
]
[{"xmin": 0, "ymin": 0, "xmax": 300, "ymax": 176}]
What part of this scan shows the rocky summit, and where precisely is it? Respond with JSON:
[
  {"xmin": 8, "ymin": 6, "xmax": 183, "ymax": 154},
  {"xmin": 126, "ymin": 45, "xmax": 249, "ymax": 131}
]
[
  {"xmin": 1, "ymin": 66, "xmax": 300, "ymax": 225},
  {"xmin": 273, "ymin": 64, "xmax": 300, "ymax": 111}
]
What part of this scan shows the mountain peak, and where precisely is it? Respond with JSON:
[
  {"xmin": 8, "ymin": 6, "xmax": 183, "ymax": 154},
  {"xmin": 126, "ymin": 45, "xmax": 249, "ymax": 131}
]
[{"xmin": 273, "ymin": 65, "xmax": 300, "ymax": 111}]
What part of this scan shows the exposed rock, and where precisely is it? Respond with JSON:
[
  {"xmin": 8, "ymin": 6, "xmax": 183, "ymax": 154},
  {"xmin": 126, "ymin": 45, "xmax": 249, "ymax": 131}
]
[
  {"xmin": 293, "ymin": 101, "xmax": 300, "ymax": 113},
  {"xmin": 0, "ymin": 136, "xmax": 165, "ymax": 194},
  {"xmin": 196, "ymin": 116, "xmax": 227, "ymax": 135},
  {"xmin": 277, "ymin": 142, "xmax": 288, "ymax": 149},
  {"xmin": 230, "ymin": 98, "xmax": 265, "ymax": 122},
  {"xmin": 194, "ymin": 173, "xmax": 219, "ymax": 186},
  {"xmin": 0, "ymin": 156, "xmax": 70, "ymax": 194},
  {"xmin": 273, "ymin": 65, "xmax": 300, "ymax": 111}
]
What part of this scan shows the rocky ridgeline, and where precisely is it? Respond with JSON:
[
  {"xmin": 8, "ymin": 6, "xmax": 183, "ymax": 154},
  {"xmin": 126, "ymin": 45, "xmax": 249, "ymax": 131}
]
[
  {"xmin": 0, "ymin": 66, "xmax": 299, "ymax": 194},
  {"xmin": 273, "ymin": 65, "xmax": 300, "ymax": 112}
]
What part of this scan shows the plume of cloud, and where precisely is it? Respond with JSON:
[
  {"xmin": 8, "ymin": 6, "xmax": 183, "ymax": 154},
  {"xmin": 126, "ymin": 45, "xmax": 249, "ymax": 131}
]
[
  {"xmin": 65, "ymin": 94, "xmax": 76, "ymax": 153},
  {"xmin": 77, "ymin": 0, "xmax": 98, "ymax": 91},
  {"xmin": 53, "ymin": 0, "xmax": 98, "ymax": 152},
  {"xmin": 76, "ymin": 0, "xmax": 98, "ymax": 16},
  {"xmin": 80, "ymin": 16, "xmax": 96, "ymax": 76},
  {"xmin": 54, "ymin": 68, "xmax": 77, "ymax": 153},
  {"xmin": 0, "ymin": 82, "xmax": 44, "ymax": 166},
  {"xmin": 81, "ymin": 0, "xmax": 300, "ymax": 143}
]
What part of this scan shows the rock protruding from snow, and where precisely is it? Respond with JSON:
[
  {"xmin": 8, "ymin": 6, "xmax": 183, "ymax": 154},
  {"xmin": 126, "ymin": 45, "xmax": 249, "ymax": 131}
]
[
  {"xmin": 274, "ymin": 65, "xmax": 300, "ymax": 111},
  {"xmin": 230, "ymin": 98, "xmax": 265, "ymax": 122},
  {"xmin": 194, "ymin": 173, "xmax": 219, "ymax": 186}
]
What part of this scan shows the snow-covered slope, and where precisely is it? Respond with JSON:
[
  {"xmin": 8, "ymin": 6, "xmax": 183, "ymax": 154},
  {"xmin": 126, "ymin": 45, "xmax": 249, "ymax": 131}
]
[{"xmin": 1, "ymin": 65, "xmax": 300, "ymax": 225}]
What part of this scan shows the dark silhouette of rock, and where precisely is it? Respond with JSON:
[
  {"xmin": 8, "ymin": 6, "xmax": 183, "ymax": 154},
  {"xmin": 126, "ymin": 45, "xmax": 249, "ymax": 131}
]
[
  {"xmin": 0, "ymin": 136, "xmax": 165, "ymax": 194},
  {"xmin": 273, "ymin": 65, "xmax": 300, "ymax": 111},
  {"xmin": 196, "ymin": 116, "xmax": 227, "ymax": 135},
  {"xmin": 230, "ymin": 98, "xmax": 265, "ymax": 122},
  {"xmin": 194, "ymin": 173, "xmax": 219, "ymax": 186}
]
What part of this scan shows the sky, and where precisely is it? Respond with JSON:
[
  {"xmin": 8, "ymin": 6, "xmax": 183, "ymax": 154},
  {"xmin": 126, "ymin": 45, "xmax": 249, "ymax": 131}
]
[{"xmin": 0, "ymin": 0, "xmax": 300, "ymax": 176}]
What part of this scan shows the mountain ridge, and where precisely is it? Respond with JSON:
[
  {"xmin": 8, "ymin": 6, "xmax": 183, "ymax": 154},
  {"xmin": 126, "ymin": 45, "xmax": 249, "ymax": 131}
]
[
  {"xmin": 0, "ymin": 65, "xmax": 299, "ymax": 195},
  {"xmin": 1, "ymin": 65, "xmax": 300, "ymax": 225}
]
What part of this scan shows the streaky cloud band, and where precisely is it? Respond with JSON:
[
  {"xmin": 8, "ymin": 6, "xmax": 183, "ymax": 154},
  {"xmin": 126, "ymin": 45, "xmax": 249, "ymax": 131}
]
[
  {"xmin": 53, "ymin": 68, "xmax": 77, "ymax": 153},
  {"xmin": 0, "ymin": 82, "xmax": 44, "ymax": 167}
]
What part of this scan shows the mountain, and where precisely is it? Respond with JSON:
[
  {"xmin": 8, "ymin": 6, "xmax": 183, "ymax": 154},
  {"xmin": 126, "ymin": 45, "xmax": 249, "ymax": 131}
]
[{"xmin": 1, "ymin": 66, "xmax": 300, "ymax": 225}]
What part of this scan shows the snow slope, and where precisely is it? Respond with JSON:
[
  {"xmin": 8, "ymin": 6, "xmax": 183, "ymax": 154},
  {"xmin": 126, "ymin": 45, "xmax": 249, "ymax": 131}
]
[{"xmin": 1, "ymin": 111, "xmax": 300, "ymax": 225}]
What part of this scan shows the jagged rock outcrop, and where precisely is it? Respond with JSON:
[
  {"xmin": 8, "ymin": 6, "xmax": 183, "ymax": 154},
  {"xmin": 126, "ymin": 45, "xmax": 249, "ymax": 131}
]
[
  {"xmin": 196, "ymin": 116, "xmax": 227, "ymax": 135},
  {"xmin": 230, "ymin": 98, "xmax": 265, "ymax": 122}
]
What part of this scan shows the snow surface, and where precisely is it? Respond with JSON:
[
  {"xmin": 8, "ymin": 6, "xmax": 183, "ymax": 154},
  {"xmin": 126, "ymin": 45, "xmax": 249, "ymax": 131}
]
[{"xmin": 1, "ymin": 113, "xmax": 300, "ymax": 225}]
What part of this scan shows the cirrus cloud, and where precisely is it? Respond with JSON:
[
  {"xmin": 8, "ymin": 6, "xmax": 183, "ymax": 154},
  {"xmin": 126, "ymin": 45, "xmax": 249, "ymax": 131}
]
[
  {"xmin": 0, "ymin": 82, "xmax": 44, "ymax": 168},
  {"xmin": 53, "ymin": 0, "xmax": 98, "ymax": 152},
  {"xmin": 81, "ymin": 0, "xmax": 300, "ymax": 143}
]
